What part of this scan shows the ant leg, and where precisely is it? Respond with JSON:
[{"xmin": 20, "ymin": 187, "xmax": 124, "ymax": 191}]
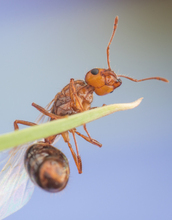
[
  {"xmin": 32, "ymin": 103, "xmax": 68, "ymax": 120},
  {"xmin": 89, "ymin": 107, "xmax": 97, "ymax": 110},
  {"xmin": 84, "ymin": 124, "xmax": 102, "ymax": 147},
  {"xmin": 14, "ymin": 119, "xmax": 58, "ymax": 144},
  {"xmin": 69, "ymin": 78, "xmax": 83, "ymax": 112},
  {"xmin": 72, "ymin": 128, "xmax": 102, "ymax": 147},
  {"xmin": 70, "ymin": 129, "xmax": 82, "ymax": 173},
  {"xmin": 14, "ymin": 120, "xmax": 37, "ymax": 130},
  {"xmin": 89, "ymin": 104, "xmax": 106, "ymax": 111},
  {"xmin": 61, "ymin": 131, "xmax": 82, "ymax": 174}
]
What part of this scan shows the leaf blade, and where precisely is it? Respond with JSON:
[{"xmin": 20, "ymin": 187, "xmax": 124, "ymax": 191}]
[{"xmin": 0, "ymin": 98, "xmax": 143, "ymax": 151}]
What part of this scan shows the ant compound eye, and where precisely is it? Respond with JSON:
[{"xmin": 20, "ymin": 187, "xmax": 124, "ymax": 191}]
[{"xmin": 90, "ymin": 68, "xmax": 99, "ymax": 75}]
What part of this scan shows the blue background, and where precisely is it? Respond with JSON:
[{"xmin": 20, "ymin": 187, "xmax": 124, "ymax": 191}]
[{"xmin": 0, "ymin": 0, "xmax": 171, "ymax": 219}]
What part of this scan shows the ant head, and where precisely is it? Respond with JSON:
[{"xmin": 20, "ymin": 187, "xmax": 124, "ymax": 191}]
[
  {"xmin": 85, "ymin": 16, "xmax": 168, "ymax": 96},
  {"xmin": 85, "ymin": 68, "xmax": 122, "ymax": 96}
]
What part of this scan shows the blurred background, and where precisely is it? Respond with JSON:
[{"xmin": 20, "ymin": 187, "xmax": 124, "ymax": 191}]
[{"xmin": 0, "ymin": 0, "xmax": 171, "ymax": 219}]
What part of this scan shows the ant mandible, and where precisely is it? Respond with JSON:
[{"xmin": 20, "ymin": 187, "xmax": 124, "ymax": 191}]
[{"xmin": 14, "ymin": 16, "xmax": 168, "ymax": 174}]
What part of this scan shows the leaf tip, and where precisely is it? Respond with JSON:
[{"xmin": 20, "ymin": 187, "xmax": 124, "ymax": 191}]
[{"xmin": 134, "ymin": 97, "xmax": 143, "ymax": 107}]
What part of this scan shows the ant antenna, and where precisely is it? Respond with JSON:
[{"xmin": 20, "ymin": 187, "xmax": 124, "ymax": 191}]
[
  {"xmin": 106, "ymin": 16, "xmax": 169, "ymax": 83},
  {"xmin": 107, "ymin": 16, "xmax": 119, "ymax": 70},
  {"xmin": 117, "ymin": 75, "xmax": 169, "ymax": 83}
]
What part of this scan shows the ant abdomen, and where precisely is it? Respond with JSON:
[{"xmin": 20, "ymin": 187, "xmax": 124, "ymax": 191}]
[{"xmin": 24, "ymin": 142, "xmax": 70, "ymax": 193}]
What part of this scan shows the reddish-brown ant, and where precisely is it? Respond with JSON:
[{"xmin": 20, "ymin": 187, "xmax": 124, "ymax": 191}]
[
  {"xmin": 0, "ymin": 16, "xmax": 169, "ymax": 219},
  {"xmin": 14, "ymin": 16, "xmax": 168, "ymax": 175}
]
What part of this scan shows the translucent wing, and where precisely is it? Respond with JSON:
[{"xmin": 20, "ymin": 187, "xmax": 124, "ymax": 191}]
[
  {"xmin": 0, "ymin": 99, "xmax": 60, "ymax": 219},
  {"xmin": 0, "ymin": 144, "xmax": 35, "ymax": 219}
]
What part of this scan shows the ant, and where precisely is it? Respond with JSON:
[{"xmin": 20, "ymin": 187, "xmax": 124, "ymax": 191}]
[{"xmin": 14, "ymin": 16, "xmax": 168, "ymax": 175}]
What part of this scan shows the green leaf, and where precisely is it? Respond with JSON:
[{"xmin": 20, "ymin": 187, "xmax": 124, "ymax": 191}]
[{"xmin": 0, "ymin": 98, "xmax": 143, "ymax": 152}]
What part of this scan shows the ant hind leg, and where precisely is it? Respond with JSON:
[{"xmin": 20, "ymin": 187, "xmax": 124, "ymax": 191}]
[{"xmin": 14, "ymin": 120, "xmax": 37, "ymax": 130}]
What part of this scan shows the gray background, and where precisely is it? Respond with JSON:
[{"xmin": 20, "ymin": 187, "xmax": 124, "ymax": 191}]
[{"xmin": 0, "ymin": 0, "xmax": 171, "ymax": 219}]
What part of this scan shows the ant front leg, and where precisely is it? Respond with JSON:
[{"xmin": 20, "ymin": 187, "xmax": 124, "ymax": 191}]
[
  {"xmin": 14, "ymin": 119, "xmax": 58, "ymax": 144},
  {"xmin": 83, "ymin": 124, "xmax": 102, "ymax": 147},
  {"xmin": 72, "ymin": 125, "xmax": 102, "ymax": 148},
  {"xmin": 77, "ymin": 104, "xmax": 106, "ymax": 146},
  {"xmin": 14, "ymin": 120, "xmax": 37, "ymax": 130},
  {"xmin": 89, "ymin": 104, "xmax": 106, "ymax": 111}
]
